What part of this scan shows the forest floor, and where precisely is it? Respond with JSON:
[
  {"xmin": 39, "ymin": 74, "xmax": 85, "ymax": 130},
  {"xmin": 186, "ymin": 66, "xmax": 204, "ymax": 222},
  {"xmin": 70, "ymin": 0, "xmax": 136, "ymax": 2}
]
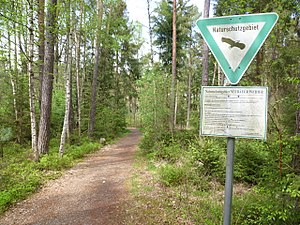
[{"xmin": 0, "ymin": 128, "xmax": 141, "ymax": 225}]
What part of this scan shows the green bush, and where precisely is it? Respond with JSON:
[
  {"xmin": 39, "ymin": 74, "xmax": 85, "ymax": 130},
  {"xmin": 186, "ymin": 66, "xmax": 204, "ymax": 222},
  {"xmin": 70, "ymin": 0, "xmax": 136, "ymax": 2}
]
[
  {"xmin": 233, "ymin": 190, "xmax": 299, "ymax": 225},
  {"xmin": 189, "ymin": 138, "xmax": 226, "ymax": 181},
  {"xmin": 95, "ymin": 106, "xmax": 127, "ymax": 139},
  {"xmin": 66, "ymin": 142, "xmax": 100, "ymax": 159},
  {"xmin": 0, "ymin": 160, "xmax": 43, "ymax": 212},
  {"xmin": 37, "ymin": 154, "xmax": 73, "ymax": 171},
  {"xmin": 153, "ymin": 143, "xmax": 182, "ymax": 163},
  {"xmin": 235, "ymin": 140, "xmax": 269, "ymax": 184},
  {"xmin": 158, "ymin": 164, "xmax": 186, "ymax": 186}
]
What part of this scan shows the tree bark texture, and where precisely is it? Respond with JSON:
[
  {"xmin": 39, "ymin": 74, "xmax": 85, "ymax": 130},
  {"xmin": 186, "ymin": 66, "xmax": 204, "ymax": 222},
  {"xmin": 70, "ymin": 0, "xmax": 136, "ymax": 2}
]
[
  {"xmin": 186, "ymin": 54, "xmax": 192, "ymax": 129},
  {"xmin": 59, "ymin": 0, "xmax": 72, "ymax": 156},
  {"xmin": 28, "ymin": 0, "xmax": 38, "ymax": 160},
  {"xmin": 147, "ymin": 0, "xmax": 154, "ymax": 65},
  {"xmin": 7, "ymin": 31, "xmax": 18, "ymax": 128},
  {"xmin": 89, "ymin": 0, "xmax": 103, "ymax": 137},
  {"xmin": 13, "ymin": 19, "xmax": 22, "ymax": 144},
  {"xmin": 75, "ymin": 0, "xmax": 84, "ymax": 138},
  {"xmin": 294, "ymin": 79, "xmax": 300, "ymax": 174},
  {"xmin": 38, "ymin": 0, "xmax": 57, "ymax": 155},
  {"xmin": 38, "ymin": 0, "xmax": 45, "ymax": 108},
  {"xmin": 170, "ymin": 0, "xmax": 177, "ymax": 131},
  {"xmin": 201, "ymin": 0, "xmax": 210, "ymax": 86}
]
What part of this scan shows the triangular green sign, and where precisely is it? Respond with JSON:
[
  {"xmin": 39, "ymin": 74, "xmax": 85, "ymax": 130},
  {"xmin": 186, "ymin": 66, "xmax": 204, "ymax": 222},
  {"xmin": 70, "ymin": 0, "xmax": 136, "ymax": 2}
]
[{"xmin": 196, "ymin": 13, "xmax": 278, "ymax": 84}]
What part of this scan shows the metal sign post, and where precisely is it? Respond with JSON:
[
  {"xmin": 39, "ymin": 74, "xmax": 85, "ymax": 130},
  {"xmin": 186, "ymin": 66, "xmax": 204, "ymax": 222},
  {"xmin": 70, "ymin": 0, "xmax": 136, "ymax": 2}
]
[{"xmin": 223, "ymin": 137, "xmax": 235, "ymax": 225}]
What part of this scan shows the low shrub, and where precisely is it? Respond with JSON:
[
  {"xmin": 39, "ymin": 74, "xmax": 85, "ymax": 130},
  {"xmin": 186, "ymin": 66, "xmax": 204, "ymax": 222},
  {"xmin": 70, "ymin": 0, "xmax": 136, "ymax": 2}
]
[
  {"xmin": 37, "ymin": 154, "xmax": 73, "ymax": 171},
  {"xmin": 235, "ymin": 140, "xmax": 269, "ymax": 184},
  {"xmin": 158, "ymin": 164, "xmax": 186, "ymax": 186},
  {"xmin": 189, "ymin": 137, "xmax": 226, "ymax": 181},
  {"xmin": 232, "ymin": 190, "xmax": 299, "ymax": 225}
]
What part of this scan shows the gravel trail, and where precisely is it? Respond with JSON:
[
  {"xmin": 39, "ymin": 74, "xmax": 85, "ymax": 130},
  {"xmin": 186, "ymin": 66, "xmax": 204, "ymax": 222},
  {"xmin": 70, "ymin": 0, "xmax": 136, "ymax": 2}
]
[{"xmin": 0, "ymin": 128, "xmax": 141, "ymax": 225}]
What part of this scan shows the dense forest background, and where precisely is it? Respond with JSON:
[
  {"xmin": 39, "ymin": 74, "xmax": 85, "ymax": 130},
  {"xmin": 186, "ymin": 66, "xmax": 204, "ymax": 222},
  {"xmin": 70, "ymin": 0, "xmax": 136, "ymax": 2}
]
[{"xmin": 0, "ymin": 0, "xmax": 299, "ymax": 224}]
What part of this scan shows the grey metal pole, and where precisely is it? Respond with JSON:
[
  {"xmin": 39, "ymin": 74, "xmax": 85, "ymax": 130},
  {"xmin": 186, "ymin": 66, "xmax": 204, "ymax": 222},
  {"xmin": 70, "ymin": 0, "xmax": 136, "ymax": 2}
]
[{"xmin": 223, "ymin": 137, "xmax": 235, "ymax": 225}]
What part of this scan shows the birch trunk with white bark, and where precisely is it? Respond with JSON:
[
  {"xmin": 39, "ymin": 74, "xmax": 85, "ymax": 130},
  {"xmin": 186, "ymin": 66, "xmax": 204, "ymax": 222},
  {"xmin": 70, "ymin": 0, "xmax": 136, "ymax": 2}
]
[
  {"xmin": 59, "ymin": 0, "xmax": 73, "ymax": 156},
  {"xmin": 28, "ymin": 0, "xmax": 38, "ymax": 160}
]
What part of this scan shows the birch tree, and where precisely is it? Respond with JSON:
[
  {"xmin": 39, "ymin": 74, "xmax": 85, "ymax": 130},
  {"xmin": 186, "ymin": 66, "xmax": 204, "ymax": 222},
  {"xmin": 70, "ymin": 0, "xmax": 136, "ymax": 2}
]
[
  {"xmin": 75, "ymin": 0, "xmax": 84, "ymax": 139},
  {"xmin": 38, "ymin": 0, "xmax": 45, "ymax": 107},
  {"xmin": 147, "ymin": 0, "xmax": 154, "ymax": 64},
  {"xmin": 89, "ymin": 0, "xmax": 103, "ymax": 137},
  {"xmin": 59, "ymin": 0, "xmax": 73, "ymax": 156},
  {"xmin": 170, "ymin": 0, "xmax": 177, "ymax": 131},
  {"xmin": 28, "ymin": 0, "xmax": 38, "ymax": 160}
]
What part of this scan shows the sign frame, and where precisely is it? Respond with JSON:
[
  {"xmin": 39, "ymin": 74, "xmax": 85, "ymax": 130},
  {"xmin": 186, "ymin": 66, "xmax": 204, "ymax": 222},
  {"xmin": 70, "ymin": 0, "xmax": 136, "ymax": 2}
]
[{"xmin": 196, "ymin": 13, "xmax": 278, "ymax": 84}]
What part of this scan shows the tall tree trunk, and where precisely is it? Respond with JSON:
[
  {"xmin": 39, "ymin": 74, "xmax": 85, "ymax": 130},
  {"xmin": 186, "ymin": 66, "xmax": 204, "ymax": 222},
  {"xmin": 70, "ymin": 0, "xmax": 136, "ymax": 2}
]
[
  {"xmin": 170, "ymin": 0, "xmax": 177, "ymax": 132},
  {"xmin": 75, "ymin": 0, "xmax": 84, "ymax": 139},
  {"xmin": 147, "ymin": 0, "xmax": 154, "ymax": 64},
  {"xmin": 294, "ymin": 71, "xmax": 300, "ymax": 174},
  {"xmin": 38, "ymin": 0, "xmax": 58, "ymax": 155},
  {"xmin": 7, "ymin": 30, "xmax": 18, "ymax": 132},
  {"xmin": 186, "ymin": 53, "xmax": 192, "ymax": 129},
  {"xmin": 80, "ymin": 13, "xmax": 87, "ymax": 113},
  {"xmin": 201, "ymin": 0, "xmax": 210, "ymax": 86},
  {"xmin": 89, "ymin": 0, "xmax": 103, "ymax": 137},
  {"xmin": 13, "ymin": 18, "xmax": 22, "ymax": 144},
  {"xmin": 174, "ymin": 80, "xmax": 178, "ymax": 127},
  {"xmin": 59, "ymin": 0, "xmax": 72, "ymax": 156},
  {"xmin": 38, "ymin": 0, "xmax": 45, "ymax": 108},
  {"xmin": 68, "ymin": 6, "xmax": 75, "ymax": 136},
  {"xmin": 28, "ymin": 0, "xmax": 38, "ymax": 161}
]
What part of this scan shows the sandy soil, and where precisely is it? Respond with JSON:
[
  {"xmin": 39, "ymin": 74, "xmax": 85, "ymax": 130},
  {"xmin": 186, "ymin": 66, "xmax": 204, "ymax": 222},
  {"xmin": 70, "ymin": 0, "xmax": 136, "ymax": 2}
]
[{"xmin": 0, "ymin": 128, "xmax": 140, "ymax": 225}]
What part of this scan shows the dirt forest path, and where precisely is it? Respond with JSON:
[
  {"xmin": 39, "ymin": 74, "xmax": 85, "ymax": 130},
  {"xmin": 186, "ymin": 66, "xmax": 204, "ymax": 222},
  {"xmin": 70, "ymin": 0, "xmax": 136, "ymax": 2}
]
[{"xmin": 0, "ymin": 128, "xmax": 141, "ymax": 225}]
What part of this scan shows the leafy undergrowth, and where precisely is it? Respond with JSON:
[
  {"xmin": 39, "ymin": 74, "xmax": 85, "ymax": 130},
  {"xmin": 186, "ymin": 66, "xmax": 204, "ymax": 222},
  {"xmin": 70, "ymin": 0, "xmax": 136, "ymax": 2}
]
[
  {"xmin": 126, "ymin": 154, "xmax": 227, "ymax": 225},
  {"xmin": 0, "ymin": 138, "xmax": 103, "ymax": 214},
  {"xmin": 126, "ymin": 129, "xmax": 300, "ymax": 225},
  {"xmin": 128, "ymin": 157, "xmax": 295, "ymax": 225}
]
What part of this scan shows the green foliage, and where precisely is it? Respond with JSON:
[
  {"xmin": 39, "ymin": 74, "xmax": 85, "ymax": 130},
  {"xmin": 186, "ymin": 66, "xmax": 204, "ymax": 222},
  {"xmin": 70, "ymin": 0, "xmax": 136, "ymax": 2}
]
[
  {"xmin": 136, "ymin": 0, "xmax": 300, "ymax": 223},
  {"xmin": 189, "ymin": 137, "xmax": 226, "ymax": 181},
  {"xmin": 95, "ymin": 106, "xmax": 127, "ymax": 140},
  {"xmin": 37, "ymin": 154, "xmax": 73, "ymax": 171},
  {"xmin": 235, "ymin": 140, "xmax": 269, "ymax": 184},
  {"xmin": 142, "ymin": 130, "xmax": 221, "ymax": 189},
  {"xmin": 233, "ymin": 190, "xmax": 300, "ymax": 225},
  {"xmin": 138, "ymin": 67, "xmax": 170, "ymax": 150},
  {"xmin": 139, "ymin": 128, "xmax": 300, "ymax": 223},
  {"xmin": 158, "ymin": 164, "xmax": 186, "ymax": 186},
  {"xmin": 66, "ymin": 142, "xmax": 101, "ymax": 159},
  {"xmin": 190, "ymin": 198, "xmax": 223, "ymax": 225},
  {"xmin": 152, "ymin": 0, "xmax": 198, "ymax": 71},
  {"xmin": 0, "ymin": 160, "xmax": 43, "ymax": 212},
  {"xmin": 151, "ymin": 142, "xmax": 182, "ymax": 163},
  {"xmin": 0, "ymin": 128, "xmax": 12, "ymax": 142},
  {"xmin": 51, "ymin": 89, "xmax": 66, "ymax": 137}
]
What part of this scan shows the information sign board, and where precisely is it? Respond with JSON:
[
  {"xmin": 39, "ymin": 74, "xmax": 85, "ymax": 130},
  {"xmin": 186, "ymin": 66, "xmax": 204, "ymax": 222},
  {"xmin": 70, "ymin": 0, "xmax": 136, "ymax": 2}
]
[{"xmin": 200, "ymin": 86, "xmax": 268, "ymax": 140}]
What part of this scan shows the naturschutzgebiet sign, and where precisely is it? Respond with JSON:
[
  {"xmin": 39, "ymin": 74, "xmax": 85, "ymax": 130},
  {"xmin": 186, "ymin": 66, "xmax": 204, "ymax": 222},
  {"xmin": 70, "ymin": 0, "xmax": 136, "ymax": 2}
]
[{"xmin": 196, "ymin": 13, "xmax": 278, "ymax": 84}]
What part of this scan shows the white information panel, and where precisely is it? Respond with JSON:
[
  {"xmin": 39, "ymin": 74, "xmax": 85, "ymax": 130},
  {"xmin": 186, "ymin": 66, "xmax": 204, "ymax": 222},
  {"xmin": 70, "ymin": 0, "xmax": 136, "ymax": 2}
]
[{"xmin": 200, "ymin": 86, "xmax": 268, "ymax": 140}]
